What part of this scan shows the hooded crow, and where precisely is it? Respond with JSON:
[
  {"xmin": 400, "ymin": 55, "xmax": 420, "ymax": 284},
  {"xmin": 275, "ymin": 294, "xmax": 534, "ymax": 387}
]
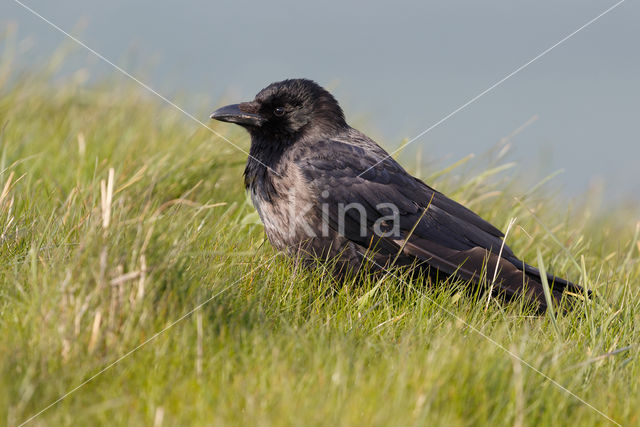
[{"xmin": 211, "ymin": 78, "xmax": 584, "ymax": 311}]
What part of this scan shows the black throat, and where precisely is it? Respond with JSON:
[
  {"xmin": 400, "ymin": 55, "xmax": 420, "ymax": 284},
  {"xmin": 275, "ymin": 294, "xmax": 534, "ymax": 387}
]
[{"xmin": 243, "ymin": 135, "xmax": 291, "ymax": 203}]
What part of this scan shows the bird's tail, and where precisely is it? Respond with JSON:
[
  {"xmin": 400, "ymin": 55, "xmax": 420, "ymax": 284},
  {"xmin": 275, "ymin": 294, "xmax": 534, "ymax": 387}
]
[
  {"xmin": 521, "ymin": 263, "xmax": 590, "ymax": 301},
  {"xmin": 401, "ymin": 238, "xmax": 587, "ymax": 312}
]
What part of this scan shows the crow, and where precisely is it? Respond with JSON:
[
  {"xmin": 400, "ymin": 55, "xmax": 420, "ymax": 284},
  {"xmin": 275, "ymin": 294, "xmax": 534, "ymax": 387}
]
[{"xmin": 211, "ymin": 78, "xmax": 584, "ymax": 311}]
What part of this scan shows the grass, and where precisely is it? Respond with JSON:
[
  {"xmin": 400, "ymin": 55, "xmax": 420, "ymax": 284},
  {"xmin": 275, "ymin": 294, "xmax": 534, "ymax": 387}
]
[{"xmin": 1, "ymin": 59, "xmax": 639, "ymax": 426}]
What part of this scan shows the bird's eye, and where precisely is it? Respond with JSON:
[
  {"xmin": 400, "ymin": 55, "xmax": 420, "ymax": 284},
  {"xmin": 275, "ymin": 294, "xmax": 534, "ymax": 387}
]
[{"xmin": 273, "ymin": 107, "xmax": 285, "ymax": 117}]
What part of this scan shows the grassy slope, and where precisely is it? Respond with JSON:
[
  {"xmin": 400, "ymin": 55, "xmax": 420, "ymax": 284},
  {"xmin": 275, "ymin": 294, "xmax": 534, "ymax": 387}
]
[{"xmin": 0, "ymin": 73, "xmax": 639, "ymax": 426}]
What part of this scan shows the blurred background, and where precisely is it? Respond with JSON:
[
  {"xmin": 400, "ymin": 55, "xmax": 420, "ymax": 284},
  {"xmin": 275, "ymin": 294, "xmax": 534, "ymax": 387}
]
[{"xmin": 1, "ymin": 0, "xmax": 638, "ymax": 204}]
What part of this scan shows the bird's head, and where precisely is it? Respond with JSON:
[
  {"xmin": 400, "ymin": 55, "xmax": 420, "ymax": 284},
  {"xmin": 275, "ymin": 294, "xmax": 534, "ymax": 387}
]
[{"xmin": 210, "ymin": 79, "xmax": 347, "ymax": 141}]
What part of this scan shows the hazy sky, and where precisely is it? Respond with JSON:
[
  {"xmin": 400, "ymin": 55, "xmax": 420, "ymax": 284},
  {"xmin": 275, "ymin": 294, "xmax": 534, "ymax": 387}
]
[{"xmin": 2, "ymin": 0, "xmax": 639, "ymax": 203}]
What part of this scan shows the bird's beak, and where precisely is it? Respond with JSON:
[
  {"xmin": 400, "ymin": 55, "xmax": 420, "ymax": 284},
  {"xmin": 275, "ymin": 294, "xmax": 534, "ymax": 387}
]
[{"xmin": 210, "ymin": 103, "xmax": 265, "ymax": 126}]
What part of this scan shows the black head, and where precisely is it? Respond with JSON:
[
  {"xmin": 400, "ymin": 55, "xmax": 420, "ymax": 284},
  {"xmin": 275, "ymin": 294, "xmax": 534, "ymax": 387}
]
[{"xmin": 210, "ymin": 79, "xmax": 347, "ymax": 141}]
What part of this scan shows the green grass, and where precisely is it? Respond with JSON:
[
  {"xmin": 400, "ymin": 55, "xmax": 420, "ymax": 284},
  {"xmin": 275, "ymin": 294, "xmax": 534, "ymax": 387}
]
[{"xmin": 1, "ymin": 65, "xmax": 639, "ymax": 426}]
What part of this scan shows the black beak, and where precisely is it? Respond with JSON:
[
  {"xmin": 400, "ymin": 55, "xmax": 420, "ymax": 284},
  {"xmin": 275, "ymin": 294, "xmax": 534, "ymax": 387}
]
[{"xmin": 210, "ymin": 103, "xmax": 265, "ymax": 126}]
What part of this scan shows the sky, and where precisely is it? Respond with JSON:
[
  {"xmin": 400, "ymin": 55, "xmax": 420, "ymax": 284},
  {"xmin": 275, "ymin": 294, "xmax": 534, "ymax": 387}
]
[{"xmin": 1, "ymin": 0, "xmax": 639, "ymax": 204}]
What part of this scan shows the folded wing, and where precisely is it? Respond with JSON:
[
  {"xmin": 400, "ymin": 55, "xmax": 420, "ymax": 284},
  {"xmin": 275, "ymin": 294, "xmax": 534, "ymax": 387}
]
[{"xmin": 296, "ymin": 134, "xmax": 579, "ymax": 308}]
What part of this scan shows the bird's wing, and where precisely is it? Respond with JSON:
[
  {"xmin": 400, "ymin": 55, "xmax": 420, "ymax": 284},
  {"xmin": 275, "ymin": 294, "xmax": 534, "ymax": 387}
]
[
  {"xmin": 295, "ymin": 137, "xmax": 516, "ymax": 260},
  {"xmin": 294, "ymin": 137, "xmax": 558, "ymax": 304}
]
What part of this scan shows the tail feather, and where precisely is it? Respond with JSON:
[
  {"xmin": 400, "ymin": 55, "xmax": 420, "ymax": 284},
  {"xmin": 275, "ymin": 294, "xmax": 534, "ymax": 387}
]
[
  {"xmin": 400, "ymin": 237, "xmax": 584, "ymax": 311},
  {"xmin": 520, "ymin": 262, "xmax": 589, "ymax": 298}
]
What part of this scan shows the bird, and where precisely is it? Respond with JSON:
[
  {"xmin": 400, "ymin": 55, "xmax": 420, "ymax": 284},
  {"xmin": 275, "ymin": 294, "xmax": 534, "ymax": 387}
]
[{"xmin": 210, "ymin": 78, "xmax": 584, "ymax": 311}]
